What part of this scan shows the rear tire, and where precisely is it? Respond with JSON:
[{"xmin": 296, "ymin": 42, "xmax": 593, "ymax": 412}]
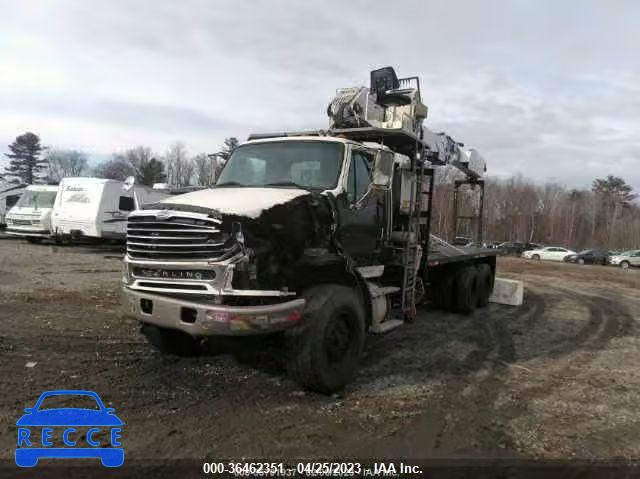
[
  {"xmin": 476, "ymin": 264, "xmax": 493, "ymax": 308},
  {"xmin": 286, "ymin": 285, "xmax": 365, "ymax": 394},
  {"xmin": 454, "ymin": 266, "xmax": 480, "ymax": 314},
  {"xmin": 430, "ymin": 270, "xmax": 455, "ymax": 311},
  {"xmin": 140, "ymin": 323, "xmax": 202, "ymax": 356}
]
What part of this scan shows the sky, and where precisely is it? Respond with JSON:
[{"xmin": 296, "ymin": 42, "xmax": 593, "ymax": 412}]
[{"xmin": 0, "ymin": 0, "xmax": 639, "ymax": 191}]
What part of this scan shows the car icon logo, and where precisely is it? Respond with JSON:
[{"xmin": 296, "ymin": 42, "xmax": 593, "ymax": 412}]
[{"xmin": 15, "ymin": 390, "xmax": 124, "ymax": 467}]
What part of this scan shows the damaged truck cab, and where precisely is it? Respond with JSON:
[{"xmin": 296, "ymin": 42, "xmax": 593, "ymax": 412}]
[
  {"xmin": 124, "ymin": 136, "xmax": 397, "ymax": 392},
  {"xmin": 123, "ymin": 67, "xmax": 497, "ymax": 393}
]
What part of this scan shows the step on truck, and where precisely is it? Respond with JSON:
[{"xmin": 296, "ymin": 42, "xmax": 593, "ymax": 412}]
[{"xmin": 122, "ymin": 67, "xmax": 497, "ymax": 393}]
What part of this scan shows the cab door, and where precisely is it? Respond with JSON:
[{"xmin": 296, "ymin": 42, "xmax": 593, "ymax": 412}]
[{"xmin": 337, "ymin": 149, "xmax": 380, "ymax": 264}]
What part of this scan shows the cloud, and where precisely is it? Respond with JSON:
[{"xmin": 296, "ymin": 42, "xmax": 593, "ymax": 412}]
[{"xmin": 0, "ymin": 0, "xmax": 639, "ymax": 192}]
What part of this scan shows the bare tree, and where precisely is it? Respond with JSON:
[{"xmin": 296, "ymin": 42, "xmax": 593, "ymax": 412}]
[
  {"xmin": 46, "ymin": 149, "xmax": 88, "ymax": 182},
  {"xmin": 93, "ymin": 157, "xmax": 135, "ymax": 181},
  {"xmin": 113, "ymin": 146, "xmax": 165, "ymax": 186},
  {"xmin": 164, "ymin": 142, "xmax": 194, "ymax": 187},
  {"xmin": 210, "ymin": 137, "xmax": 239, "ymax": 178},
  {"xmin": 193, "ymin": 153, "xmax": 215, "ymax": 186}
]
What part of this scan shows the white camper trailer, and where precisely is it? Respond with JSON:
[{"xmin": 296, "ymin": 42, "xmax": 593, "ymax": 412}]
[
  {"xmin": 5, "ymin": 185, "xmax": 59, "ymax": 239},
  {"xmin": 0, "ymin": 183, "xmax": 26, "ymax": 227},
  {"xmin": 51, "ymin": 177, "xmax": 168, "ymax": 240}
]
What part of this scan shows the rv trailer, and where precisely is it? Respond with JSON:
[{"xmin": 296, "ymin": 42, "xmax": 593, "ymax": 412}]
[{"xmin": 51, "ymin": 177, "xmax": 169, "ymax": 241}]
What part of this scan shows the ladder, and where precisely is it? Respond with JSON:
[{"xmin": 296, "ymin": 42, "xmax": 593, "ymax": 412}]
[
  {"xmin": 400, "ymin": 151, "xmax": 431, "ymax": 321},
  {"xmin": 401, "ymin": 243, "xmax": 420, "ymax": 320}
]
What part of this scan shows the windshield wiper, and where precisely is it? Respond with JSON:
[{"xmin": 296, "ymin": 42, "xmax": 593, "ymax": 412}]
[
  {"xmin": 263, "ymin": 181, "xmax": 312, "ymax": 190},
  {"xmin": 216, "ymin": 181, "xmax": 245, "ymax": 187}
]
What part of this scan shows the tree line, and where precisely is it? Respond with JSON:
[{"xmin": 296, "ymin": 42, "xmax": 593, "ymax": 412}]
[
  {"xmin": 1, "ymin": 131, "xmax": 239, "ymax": 187},
  {"xmin": 433, "ymin": 170, "xmax": 639, "ymax": 251},
  {"xmin": 3, "ymin": 131, "xmax": 638, "ymax": 250}
]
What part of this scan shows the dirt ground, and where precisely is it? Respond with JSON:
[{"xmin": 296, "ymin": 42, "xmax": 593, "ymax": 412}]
[{"xmin": 1, "ymin": 236, "xmax": 640, "ymax": 465}]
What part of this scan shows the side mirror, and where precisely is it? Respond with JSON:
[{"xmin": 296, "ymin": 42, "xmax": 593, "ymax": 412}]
[{"xmin": 371, "ymin": 150, "xmax": 394, "ymax": 191}]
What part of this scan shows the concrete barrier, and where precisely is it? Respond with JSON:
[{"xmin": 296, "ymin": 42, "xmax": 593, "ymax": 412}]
[{"xmin": 489, "ymin": 277, "xmax": 524, "ymax": 306}]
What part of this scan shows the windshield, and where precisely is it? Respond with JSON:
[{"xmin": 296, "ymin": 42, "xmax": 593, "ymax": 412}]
[
  {"xmin": 579, "ymin": 250, "xmax": 592, "ymax": 254},
  {"xmin": 15, "ymin": 190, "xmax": 57, "ymax": 209},
  {"xmin": 60, "ymin": 187, "xmax": 93, "ymax": 204},
  {"xmin": 216, "ymin": 141, "xmax": 344, "ymax": 190}
]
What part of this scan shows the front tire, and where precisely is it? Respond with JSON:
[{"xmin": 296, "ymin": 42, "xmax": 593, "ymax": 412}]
[
  {"xmin": 578, "ymin": 258, "xmax": 585, "ymax": 265},
  {"xmin": 620, "ymin": 261, "xmax": 630, "ymax": 270},
  {"xmin": 532, "ymin": 254, "xmax": 540, "ymax": 260},
  {"xmin": 140, "ymin": 323, "xmax": 202, "ymax": 356},
  {"xmin": 286, "ymin": 285, "xmax": 366, "ymax": 394}
]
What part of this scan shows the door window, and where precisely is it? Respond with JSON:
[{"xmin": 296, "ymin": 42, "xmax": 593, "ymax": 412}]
[
  {"xmin": 346, "ymin": 151, "xmax": 373, "ymax": 203},
  {"xmin": 6, "ymin": 194, "xmax": 20, "ymax": 208}
]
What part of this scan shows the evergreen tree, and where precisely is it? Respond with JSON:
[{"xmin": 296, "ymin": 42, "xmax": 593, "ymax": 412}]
[{"xmin": 4, "ymin": 132, "xmax": 47, "ymax": 184}]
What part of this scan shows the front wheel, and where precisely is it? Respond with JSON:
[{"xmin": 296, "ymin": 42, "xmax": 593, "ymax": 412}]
[
  {"xmin": 140, "ymin": 323, "xmax": 202, "ymax": 356},
  {"xmin": 578, "ymin": 258, "xmax": 585, "ymax": 265},
  {"xmin": 532, "ymin": 254, "xmax": 540, "ymax": 261},
  {"xmin": 620, "ymin": 261, "xmax": 630, "ymax": 270},
  {"xmin": 286, "ymin": 285, "xmax": 366, "ymax": 394}
]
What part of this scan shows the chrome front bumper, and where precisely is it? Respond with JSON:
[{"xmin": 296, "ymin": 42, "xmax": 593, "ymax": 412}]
[{"xmin": 124, "ymin": 287, "xmax": 305, "ymax": 336}]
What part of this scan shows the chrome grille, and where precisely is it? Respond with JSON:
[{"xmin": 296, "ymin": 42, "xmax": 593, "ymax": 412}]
[
  {"xmin": 126, "ymin": 211, "xmax": 235, "ymax": 261},
  {"xmin": 11, "ymin": 219, "xmax": 33, "ymax": 226}
]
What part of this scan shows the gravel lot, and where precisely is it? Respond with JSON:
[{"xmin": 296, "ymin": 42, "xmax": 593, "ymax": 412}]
[{"xmin": 1, "ymin": 237, "xmax": 639, "ymax": 465}]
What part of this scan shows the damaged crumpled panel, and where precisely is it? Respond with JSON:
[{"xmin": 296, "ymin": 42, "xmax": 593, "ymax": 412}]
[
  {"xmin": 157, "ymin": 187, "xmax": 309, "ymax": 219},
  {"xmin": 139, "ymin": 188, "xmax": 337, "ymax": 294}
]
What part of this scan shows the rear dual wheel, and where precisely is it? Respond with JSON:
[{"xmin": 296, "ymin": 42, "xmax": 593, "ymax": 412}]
[{"xmin": 453, "ymin": 264, "xmax": 494, "ymax": 314}]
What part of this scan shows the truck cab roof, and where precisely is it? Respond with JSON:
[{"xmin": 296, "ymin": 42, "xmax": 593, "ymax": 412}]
[{"xmin": 244, "ymin": 135, "xmax": 364, "ymax": 148}]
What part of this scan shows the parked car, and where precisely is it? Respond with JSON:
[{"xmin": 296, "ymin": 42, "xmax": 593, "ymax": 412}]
[
  {"xmin": 452, "ymin": 236, "xmax": 472, "ymax": 246},
  {"xmin": 497, "ymin": 242, "xmax": 524, "ymax": 255},
  {"xmin": 608, "ymin": 250, "xmax": 640, "ymax": 269},
  {"xmin": 564, "ymin": 249, "xmax": 610, "ymax": 265},
  {"xmin": 522, "ymin": 246, "xmax": 576, "ymax": 261},
  {"xmin": 498, "ymin": 242, "xmax": 542, "ymax": 256}
]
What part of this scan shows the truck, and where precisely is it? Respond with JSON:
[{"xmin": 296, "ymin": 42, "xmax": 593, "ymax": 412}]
[{"xmin": 122, "ymin": 67, "xmax": 497, "ymax": 393}]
